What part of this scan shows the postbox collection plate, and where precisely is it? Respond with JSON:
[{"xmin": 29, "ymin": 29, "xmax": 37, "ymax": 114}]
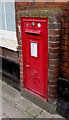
[
  {"xmin": 30, "ymin": 42, "xmax": 38, "ymax": 57},
  {"xmin": 21, "ymin": 17, "xmax": 48, "ymax": 100}
]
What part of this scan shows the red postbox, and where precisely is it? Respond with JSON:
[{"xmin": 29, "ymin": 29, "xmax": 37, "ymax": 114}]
[{"xmin": 21, "ymin": 17, "xmax": 48, "ymax": 100}]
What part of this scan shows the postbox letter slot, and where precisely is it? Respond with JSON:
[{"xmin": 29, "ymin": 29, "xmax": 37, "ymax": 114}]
[{"xmin": 25, "ymin": 29, "xmax": 41, "ymax": 36}]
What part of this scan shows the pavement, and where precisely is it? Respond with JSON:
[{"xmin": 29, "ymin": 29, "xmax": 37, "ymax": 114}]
[{"xmin": 0, "ymin": 79, "xmax": 65, "ymax": 119}]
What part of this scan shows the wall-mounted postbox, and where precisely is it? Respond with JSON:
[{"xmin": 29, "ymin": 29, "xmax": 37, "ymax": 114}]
[{"xmin": 21, "ymin": 17, "xmax": 48, "ymax": 100}]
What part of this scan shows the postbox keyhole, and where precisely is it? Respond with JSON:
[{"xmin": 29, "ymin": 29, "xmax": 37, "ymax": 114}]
[
  {"xmin": 32, "ymin": 22, "xmax": 35, "ymax": 26},
  {"xmin": 26, "ymin": 60, "xmax": 29, "ymax": 64},
  {"xmin": 26, "ymin": 60, "xmax": 30, "ymax": 68}
]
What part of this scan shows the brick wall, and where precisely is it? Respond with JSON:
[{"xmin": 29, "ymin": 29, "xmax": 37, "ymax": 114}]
[
  {"xmin": 1, "ymin": 2, "xmax": 68, "ymax": 103},
  {"xmin": 15, "ymin": 2, "xmax": 69, "ymax": 75},
  {"xmin": 0, "ymin": 47, "xmax": 19, "ymax": 64},
  {"xmin": 15, "ymin": 2, "xmax": 69, "ymax": 102},
  {"xmin": 15, "ymin": 2, "xmax": 69, "ymax": 78},
  {"xmin": 60, "ymin": 2, "xmax": 69, "ymax": 80},
  {"xmin": 16, "ymin": 6, "xmax": 63, "ymax": 103},
  {"xmin": 0, "ymin": 2, "xmax": 68, "ymax": 74}
]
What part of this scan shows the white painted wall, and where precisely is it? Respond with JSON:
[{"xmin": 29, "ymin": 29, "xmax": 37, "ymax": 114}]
[{"xmin": 0, "ymin": 0, "xmax": 18, "ymax": 51}]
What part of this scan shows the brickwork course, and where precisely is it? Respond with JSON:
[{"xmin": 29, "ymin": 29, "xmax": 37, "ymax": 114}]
[{"xmin": 60, "ymin": 2, "xmax": 69, "ymax": 80}]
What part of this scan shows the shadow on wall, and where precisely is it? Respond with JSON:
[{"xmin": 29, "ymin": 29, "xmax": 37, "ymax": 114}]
[
  {"xmin": 57, "ymin": 79, "xmax": 69, "ymax": 119},
  {"xmin": 2, "ymin": 57, "xmax": 20, "ymax": 91}
]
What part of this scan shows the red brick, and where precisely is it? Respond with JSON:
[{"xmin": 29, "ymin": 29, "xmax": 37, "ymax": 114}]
[
  {"xmin": 61, "ymin": 45, "xmax": 69, "ymax": 51},
  {"xmin": 48, "ymin": 74, "xmax": 58, "ymax": 81},
  {"xmin": 20, "ymin": 64, "xmax": 23, "ymax": 69},
  {"xmin": 20, "ymin": 68, "xmax": 23, "ymax": 73},
  {"xmin": 49, "ymin": 42, "xmax": 59, "ymax": 48},
  {"xmin": 48, "ymin": 94, "xmax": 57, "ymax": 99},
  {"xmin": 65, "ymin": 29, "xmax": 69, "ymax": 34},
  {"xmin": 65, "ymin": 3, "xmax": 69, "ymax": 10},
  {"xmin": 19, "ymin": 55, "xmax": 22, "ymax": 61},
  {"xmin": 2, "ymin": 48, "xmax": 19, "ymax": 63},
  {"xmin": 61, "ymin": 29, "xmax": 65, "ymax": 34},
  {"xmin": 49, "ymin": 36, "xmax": 60, "ymax": 42},
  {"xmin": 49, "ymin": 48, "xmax": 59, "ymax": 54},
  {"xmin": 62, "ymin": 34, "xmax": 69, "ymax": 40},
  {"xmin": 49, "ymin": 17, "xmax": 60, "ymax": 23},
  {"xmin": 62, "ymin": 61, "xmax": 69, "ymax": 68},
  {"xmin": 18, "ymin": 2, "xmax": 27, "ymax": 7},
  {"xmin": 49, "ymin": 59, "xmax": 59, "ymax": 65},
  {"xmin": 20, "ymin": 72, "xmax": 23, "ymax": 77},
  {"xmin": 48, "ymin": 90, "xmax": 57, "ymax": 96},
  {"xmin": 49, "ymin": 69, "xmax": 59, "ymax": 76},
  {"xmin": 61, "ymin": 66, "xmax": 69, "ymax": 73},
  {"xmin": 62, "ymin": 72, "xmax": 69, "ymax": 79},
  {"xmin": 49, "ymin": 53, "xmax": 59, "ymax": 59},
  {"xmin": 19, "ymin": 59, "xmax": 23, "ymax": 63},
  {"xmin": 49, "ymin": 23, "xmax": 60, "ymax": 29},
  {"xmin": 60, "ymin": 39, "xmax": 65, "ymax": 45},
  {"xmin": 49, "ymin": 30, "xmax": 60, "ymax": 36},
  {"xmin": 48, "ymin": 84, "xmax": 57, "ymax": 90},
  {"xmin": 49, "ymin": 80, "xmax": 57, "ymax": 85},
  {"xmin": 60, "ymin": 56, "xmax": 69, "ymax": 62},
  {"xmin": 49, "ymin": 65, "xmax": 59, "ymax": 70},
  {"xmin": 63, "ymin": 11, "xmax": 69, "ymax": 17},
  {"xmin": 65, "ymin": 40, "xmax": 69, "ymax": 45},
  {"xmin": 65, "ymin": 67, "xmax": 69, "ymax": 73},
  {"xmin": 34, "ymin": 2, "xmax": 46, "ymax": 6},
  {"xmin": 60, "ymin": 52, "xmax": 68, "ymax": 58},
  {"xmin": 62, "ymin": 22, "xmax": 69, "ymax": 28}
]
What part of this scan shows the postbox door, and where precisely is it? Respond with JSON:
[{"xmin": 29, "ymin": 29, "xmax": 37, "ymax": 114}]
[{"xmin": 21, "ymin": 17, "xmax": 48, "ymax": 99}]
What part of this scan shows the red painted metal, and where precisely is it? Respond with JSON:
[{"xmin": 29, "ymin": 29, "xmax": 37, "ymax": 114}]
[{"xmin": 21, "ymin": 17, "xmax": 48, "ymax": 100}]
